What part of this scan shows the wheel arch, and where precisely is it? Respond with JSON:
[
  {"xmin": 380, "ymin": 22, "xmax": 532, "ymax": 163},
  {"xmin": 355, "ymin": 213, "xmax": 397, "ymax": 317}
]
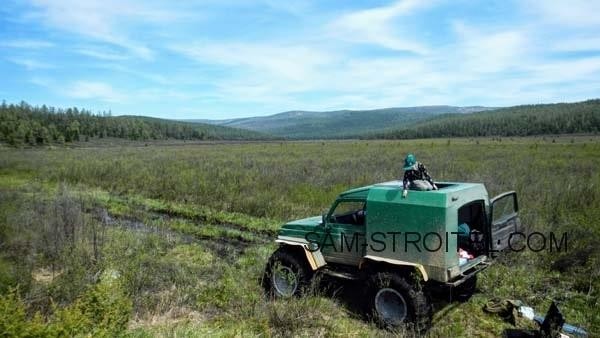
[
  {"xmin": 275, "ymin": 237, "xmax": 326, "ymax": 270},
  {"xmin": 360, "ymin": 255, "xmax": 429, "ymax": 282}
]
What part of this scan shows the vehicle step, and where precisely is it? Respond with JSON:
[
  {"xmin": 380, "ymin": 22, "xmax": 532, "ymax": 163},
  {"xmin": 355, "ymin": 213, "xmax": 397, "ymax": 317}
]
[
  {"xmin": 320, "ymin": 269, "xmax": 360, "ymax": 280},
  {"xmin": 446, "ymin": 261, "xmax": 491, "ymax": 287}
]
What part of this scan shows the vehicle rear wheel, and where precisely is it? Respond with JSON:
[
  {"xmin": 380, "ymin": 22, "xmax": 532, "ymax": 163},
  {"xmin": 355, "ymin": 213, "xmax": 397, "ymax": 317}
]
[
  {"xmin": 452, "ymin": 275, "xmax": 477, "ymax": 302},
  {"xmin": 263, "ymin": 247, "xmax": 312, "ymax": 298},
  {"xmin": 366, "ymin": 272, "xmax": 431, "ymax": 332}
]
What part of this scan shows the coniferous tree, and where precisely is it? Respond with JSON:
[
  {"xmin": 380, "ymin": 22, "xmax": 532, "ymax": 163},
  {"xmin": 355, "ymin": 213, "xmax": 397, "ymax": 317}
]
[{"xmin": 0, "ymin": 101, "xmax": 271, "ymax": 146}]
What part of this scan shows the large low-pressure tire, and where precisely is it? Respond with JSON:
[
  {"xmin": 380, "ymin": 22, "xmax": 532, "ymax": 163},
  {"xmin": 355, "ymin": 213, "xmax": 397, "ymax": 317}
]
[
  {"xmin": 452, "ymin": 275, "xmax": 477, "ymax": 302},
  {"xmin": 366, "ymin": 272, "xmax": 431, "ymax": 333},
  {"xmin": 262, "ymin": 246, "xmax": 313, "ymax": 298}
]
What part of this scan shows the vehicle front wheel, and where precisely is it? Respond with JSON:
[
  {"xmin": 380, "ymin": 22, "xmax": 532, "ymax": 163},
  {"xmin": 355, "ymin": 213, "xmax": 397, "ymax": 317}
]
[
  {"xmin": 262, "ymin": 247, "xmax": 312, "ymax": 298},
  {"xmin": 366, "ymin": 272, "xmax": 431, "ymax": 332}
]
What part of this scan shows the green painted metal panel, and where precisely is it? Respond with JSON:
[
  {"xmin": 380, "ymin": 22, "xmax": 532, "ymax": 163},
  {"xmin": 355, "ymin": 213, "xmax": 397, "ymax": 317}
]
[
  {"xmin": 278, "ymin": 216, "xmax": 321, "ymax": 239},
  {"xmin": 366, "ymin": 195, "xmax": 449, "ymax": 268},
  {"xmin": 364, "ymin": 182, "xmax": 489, "ymax": 280},
  {"xmin": 339, "ymin": 187, "xmax": 371, "ymax": 199}
]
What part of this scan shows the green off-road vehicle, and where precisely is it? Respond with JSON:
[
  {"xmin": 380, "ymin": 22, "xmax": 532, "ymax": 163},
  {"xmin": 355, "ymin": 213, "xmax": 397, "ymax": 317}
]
[{"xmin": 263, "ymin": 180, "xmax": 521, "ymax": 331}]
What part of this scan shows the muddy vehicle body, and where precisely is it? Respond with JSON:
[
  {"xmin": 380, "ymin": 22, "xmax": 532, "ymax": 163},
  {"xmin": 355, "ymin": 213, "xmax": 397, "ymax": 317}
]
[{"xmin": 263, "ymin": 180, "xmax": 521, "ymax": 330}]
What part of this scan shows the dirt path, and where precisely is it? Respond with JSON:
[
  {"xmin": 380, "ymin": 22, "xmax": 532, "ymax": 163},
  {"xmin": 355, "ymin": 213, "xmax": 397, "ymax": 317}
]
[{"xmin": 96, "ymin": 207, "xmax": 268, "ymax": 261}]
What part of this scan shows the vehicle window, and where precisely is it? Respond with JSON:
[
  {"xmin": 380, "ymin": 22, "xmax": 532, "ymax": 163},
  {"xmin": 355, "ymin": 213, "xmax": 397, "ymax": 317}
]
[
  {"xmin": 492, "ymin": 195, "xmax": 516, "ymax": 223},
  {"xmin": 331, "ymin": 201, "xmax": 366, "ymax": 225}
]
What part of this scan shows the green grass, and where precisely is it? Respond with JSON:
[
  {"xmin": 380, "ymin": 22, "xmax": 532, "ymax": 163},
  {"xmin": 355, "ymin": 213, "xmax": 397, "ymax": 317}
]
[
  {"xmin": 83, "ymin": 187, "xmax": 280, "ymax": 234},
  {"xmin": 0, "ymin": 137, "xmax": 599, "ymax": 337}
]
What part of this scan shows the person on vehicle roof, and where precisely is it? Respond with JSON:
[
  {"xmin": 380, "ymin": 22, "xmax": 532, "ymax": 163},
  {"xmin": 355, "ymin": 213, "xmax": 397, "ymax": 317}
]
[{"xmin": 402, "ymin": 153, "xmax": 437, "ymax": 198}]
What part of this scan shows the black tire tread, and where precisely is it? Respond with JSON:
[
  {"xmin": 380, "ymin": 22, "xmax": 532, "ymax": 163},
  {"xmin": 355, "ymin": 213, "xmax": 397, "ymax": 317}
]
[
  {"xmin": 262, "ymin": 246, "xmax": 313, "ymax": 298},
  {"xmin": 366, "ymin": 272, "xmax": 432, "ymax": 333}
]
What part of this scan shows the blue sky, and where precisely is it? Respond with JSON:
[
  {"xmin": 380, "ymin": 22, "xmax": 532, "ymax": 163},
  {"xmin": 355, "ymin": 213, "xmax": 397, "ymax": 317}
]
[{"xmin": 1, "ymin": 0, "xmax": 599, "ymax": 119}]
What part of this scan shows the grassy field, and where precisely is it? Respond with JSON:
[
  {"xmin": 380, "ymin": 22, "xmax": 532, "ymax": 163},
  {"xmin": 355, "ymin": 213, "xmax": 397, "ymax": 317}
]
[{"xmin": 1, "ymin": 137, "xmax": 599, "ymax": 337}]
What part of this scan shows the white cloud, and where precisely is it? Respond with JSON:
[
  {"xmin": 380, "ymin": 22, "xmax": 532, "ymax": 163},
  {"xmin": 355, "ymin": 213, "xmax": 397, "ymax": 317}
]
[
  {"xmin": 30, "ymin": 77, "xmax": 53, "ymax": 87},
  {"xmin": 260, "ymin": 0, "xmax": 311, "ymax": 16},
  {"xmin": 65, "ymin": 81, "xmax": 125, "ymax": 103},
  {"xmin": 451, "ymin": 21, "xmax": 530, "ymax": 74},
  {"xmin": 25, "ymin": 0, "xmax": 184, "ymax": 60},
  {"xmin": 75, "ymin": 47, "xmax": 129, "ymax": 61},
  {"xmin": 31, "ymin": 76, "xmax": 188, "ymax": 105},
  {"xmin": 520, "ymin": 1, "xmax": 600, "ymax": 55},
  {"xmin": 136, "ymin": 88, "xmax": 195, "ymax": 101},
  {"xmin": 528, "ymin": 57, "xmax": 600, "ymax": 84},
  {"xmin": 0, "ymin": 39, "xmax": 54, "ymax": 49},
  {"xmin": 526, "ymin": 0, "xmax": 600, "ymax": 27},
  {"xmin": 172, "ymin": 42, "xmax": 334, "ymax": 83},
  {"xmin": 551, "ymin": 37, "xmax": 600, "ymax": 53},
  {"xmin": 95, "ymin": 64, "xmax": 170, "ymax": 85},
  {"xmin": 9, "ymin": 58, "xmax": 54, "ymax": 70},
  {"xmin": 327, "ymin": 0, "xmax": 432, "ymax": 54},
  {"xmin": 7, "ymin": 0, "xmax": 600, "ymax": 117},
  {"xmin": 187, "ymin": 2, "xmax": 598, "ymax": 112}
]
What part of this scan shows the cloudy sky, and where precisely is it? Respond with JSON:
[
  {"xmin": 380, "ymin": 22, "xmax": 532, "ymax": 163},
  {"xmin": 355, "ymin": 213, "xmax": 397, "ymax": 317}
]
[{"xmin": 1, "ymin": 0, "xmax": 599, "ymax": 119}]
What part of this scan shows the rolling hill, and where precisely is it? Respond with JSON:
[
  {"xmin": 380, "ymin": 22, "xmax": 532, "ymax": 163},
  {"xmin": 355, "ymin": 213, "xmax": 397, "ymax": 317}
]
[
  {"xmin": 187, "ymin": 106, "xmax": 494, "ymax": 139},
  {"xmin": 0, "ymin": 101, "xmax": 275, "ymax": 146},
  {"xmin": 365, "ymin": 99, "xmax": 600, "ymax": 139}
]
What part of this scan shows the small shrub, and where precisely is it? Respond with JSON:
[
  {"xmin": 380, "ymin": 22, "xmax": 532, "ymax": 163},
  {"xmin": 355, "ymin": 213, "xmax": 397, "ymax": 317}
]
[
  {"xmin": 0, "ymin": 289, "xmax": 46, "ymax": 337},
  {"xmin": 49, "ymin": 274, "xmax": 132, "ymax": 337}
]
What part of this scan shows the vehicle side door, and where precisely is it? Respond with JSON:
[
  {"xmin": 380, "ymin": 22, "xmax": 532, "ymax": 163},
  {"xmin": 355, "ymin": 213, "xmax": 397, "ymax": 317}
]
[
  {"xmin": 489, "ymin": 191, "xmax": 522, "ymax": 253},
  {"xmin": 320, "ymin": 199, "xmax": 367, "ymax": 265}
]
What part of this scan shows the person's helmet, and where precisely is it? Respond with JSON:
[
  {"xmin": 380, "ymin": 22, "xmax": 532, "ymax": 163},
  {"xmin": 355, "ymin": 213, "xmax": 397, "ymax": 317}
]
[{"xmin": 403, "ymin": 153, "xmax": 417, "ymax": 170}]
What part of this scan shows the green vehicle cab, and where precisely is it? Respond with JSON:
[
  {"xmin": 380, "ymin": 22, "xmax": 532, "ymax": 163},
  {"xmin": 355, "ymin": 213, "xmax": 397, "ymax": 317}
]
[{"xmin": 263, "ymin": 180, "xmax": 521, "ymax": 331}]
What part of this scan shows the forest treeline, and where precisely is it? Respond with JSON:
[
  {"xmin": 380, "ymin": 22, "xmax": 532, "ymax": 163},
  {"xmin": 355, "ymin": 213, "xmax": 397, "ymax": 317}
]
[
  {"xmin": 365, "ymin": 99, "xmax": 600, "ymax": 139},
  {"xmin": 0, "ymin": 101, "xmax": 272, "ymax": 146},
  {"xmin": 3, "ymin": 99, "xmax": 600, "ymax": 145}
]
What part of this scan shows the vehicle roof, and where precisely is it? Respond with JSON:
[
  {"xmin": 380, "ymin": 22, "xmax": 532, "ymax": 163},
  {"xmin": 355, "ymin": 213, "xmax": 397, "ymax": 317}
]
[{"xmin": 338, "ymin": 180, "xmax": 488, "ymax": 207}]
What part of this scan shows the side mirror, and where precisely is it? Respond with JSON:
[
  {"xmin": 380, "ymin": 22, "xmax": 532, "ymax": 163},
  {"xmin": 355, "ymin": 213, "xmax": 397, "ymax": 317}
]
[{"xmin": 321, "ymin": 213, "xmax": 327, "ymax": 224}]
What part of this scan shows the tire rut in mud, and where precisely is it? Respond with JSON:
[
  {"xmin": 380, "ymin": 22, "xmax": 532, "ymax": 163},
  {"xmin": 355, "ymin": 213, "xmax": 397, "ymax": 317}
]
[
  {"xmin": 95, "ymin": 207, "xmax": 266, "ymax": 262},
  {"xmin": 143, "ymin": 206, "xmax": 276, "ymax": 237}
]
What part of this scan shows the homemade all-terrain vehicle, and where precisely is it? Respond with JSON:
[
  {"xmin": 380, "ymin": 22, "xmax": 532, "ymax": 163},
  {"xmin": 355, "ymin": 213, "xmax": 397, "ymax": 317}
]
[{"xmin": 263, "ymin": 180, "xmax": 522, "ymax": 331}]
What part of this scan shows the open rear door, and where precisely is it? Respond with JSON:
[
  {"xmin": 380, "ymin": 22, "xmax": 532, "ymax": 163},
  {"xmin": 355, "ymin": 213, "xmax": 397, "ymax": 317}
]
[{"xmin": 489, "ymin": 191, "xmax": 521, "ymax": 253}]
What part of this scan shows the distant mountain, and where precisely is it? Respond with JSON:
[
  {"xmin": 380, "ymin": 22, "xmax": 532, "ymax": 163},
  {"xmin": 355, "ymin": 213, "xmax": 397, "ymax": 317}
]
[
  {"xmin": 186, "ymin": 106, "xmax": 495, "ymax": 139},
  {"xmin": 364, "ymin": 99, "xmax": 600, "ymax": 139},
  {"xmin": 0, "ymin": 101, "xmax": 276, "ymax": 146}
]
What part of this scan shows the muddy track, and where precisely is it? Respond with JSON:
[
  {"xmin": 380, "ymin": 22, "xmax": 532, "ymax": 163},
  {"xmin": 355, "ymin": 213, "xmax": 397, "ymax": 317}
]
[
  {"xmin": 147, "ymin": 207, "xmax": 276, "ymax": 237},
  {"xmin": 142, "ymin": 209, "xmax": 273, "ymax": 243},
  {"xmin": 95, "ymin": 208, "xmax": 267, "ymax": 262}
]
